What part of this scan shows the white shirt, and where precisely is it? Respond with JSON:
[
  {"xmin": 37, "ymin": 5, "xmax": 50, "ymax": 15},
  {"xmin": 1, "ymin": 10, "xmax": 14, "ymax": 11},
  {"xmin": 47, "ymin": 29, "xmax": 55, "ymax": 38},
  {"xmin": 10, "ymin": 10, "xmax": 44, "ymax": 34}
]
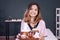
[{"xmin": 21, "ymin": 20, "xmax": 47, "ymax": 37}]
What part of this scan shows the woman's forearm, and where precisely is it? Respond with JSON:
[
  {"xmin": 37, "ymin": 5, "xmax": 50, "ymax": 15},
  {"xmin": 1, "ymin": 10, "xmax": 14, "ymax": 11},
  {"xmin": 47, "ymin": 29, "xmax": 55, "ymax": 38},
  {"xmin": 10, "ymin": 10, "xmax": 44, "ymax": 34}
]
[{"xmin": 39, "ymin": 35, "xmax": 44, "ymax": 40}]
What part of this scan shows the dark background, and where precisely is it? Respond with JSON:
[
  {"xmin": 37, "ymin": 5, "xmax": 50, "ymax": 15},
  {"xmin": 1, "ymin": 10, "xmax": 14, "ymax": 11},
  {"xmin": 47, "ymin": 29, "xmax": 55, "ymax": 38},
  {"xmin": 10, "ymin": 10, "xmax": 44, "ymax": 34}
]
[{"xmin": 0, "ymin": 0, "xmax": 60, "ymax": 36}]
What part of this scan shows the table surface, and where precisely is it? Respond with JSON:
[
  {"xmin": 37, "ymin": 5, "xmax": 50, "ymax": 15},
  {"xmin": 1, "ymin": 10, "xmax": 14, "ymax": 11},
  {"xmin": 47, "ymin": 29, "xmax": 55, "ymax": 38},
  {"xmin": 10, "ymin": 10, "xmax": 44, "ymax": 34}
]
[
  {"xmin": 5, "ymin": 19, "xmax": 22, "ymax": 22},
  {"xmin": 44, "ymin": 29, "xmax": 58, "ymax": 40}
]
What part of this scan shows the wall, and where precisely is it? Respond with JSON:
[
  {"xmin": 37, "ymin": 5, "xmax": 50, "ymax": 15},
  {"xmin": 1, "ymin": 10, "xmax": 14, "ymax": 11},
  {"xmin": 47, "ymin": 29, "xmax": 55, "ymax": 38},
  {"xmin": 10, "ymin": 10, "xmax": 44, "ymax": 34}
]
[{"xmin": 0, "ymin": 0, "xmax": 60, "ymax": 36}]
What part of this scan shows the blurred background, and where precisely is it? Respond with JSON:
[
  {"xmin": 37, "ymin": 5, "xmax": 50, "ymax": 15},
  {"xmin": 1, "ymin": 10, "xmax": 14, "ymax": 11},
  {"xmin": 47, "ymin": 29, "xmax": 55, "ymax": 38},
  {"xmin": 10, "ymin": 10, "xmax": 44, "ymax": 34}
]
[{"xmin": 0, "ymin": 0, "xmax": 60, "ymax": 40}]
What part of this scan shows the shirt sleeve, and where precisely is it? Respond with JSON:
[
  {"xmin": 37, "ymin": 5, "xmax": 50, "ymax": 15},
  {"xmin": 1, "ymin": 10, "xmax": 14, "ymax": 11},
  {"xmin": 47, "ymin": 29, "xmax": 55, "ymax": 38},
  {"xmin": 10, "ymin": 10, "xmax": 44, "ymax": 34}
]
[
  {"xmin": 38, "ymin": 20, "xmax": 47, "ymax": 37},
  {"xmin": 21, "ymin": 20, "xmax": 31, "ymax": 32}
]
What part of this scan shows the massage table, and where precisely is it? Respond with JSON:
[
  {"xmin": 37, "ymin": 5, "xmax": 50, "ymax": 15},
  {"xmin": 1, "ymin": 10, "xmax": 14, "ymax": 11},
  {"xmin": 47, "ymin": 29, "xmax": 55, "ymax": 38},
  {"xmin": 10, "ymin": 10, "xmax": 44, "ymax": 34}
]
[
  {"xmin": 16, "ymin": 28, "xmax": 58, "ymax": 40},
  {"xmin": 45, "ymin": 28, "xmax": 58, "ymax": 40}
]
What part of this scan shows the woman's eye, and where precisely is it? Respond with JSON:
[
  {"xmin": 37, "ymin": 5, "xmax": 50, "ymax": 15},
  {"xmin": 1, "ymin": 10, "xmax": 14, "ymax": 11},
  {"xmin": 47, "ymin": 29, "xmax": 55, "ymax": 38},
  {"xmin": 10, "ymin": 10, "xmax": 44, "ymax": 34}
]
[
  {"xmin": 35, "ymin": 9, "xmax": 38, "ymax": 11},
  {"xmin": 30, "ymin": 8, "xmax": 32, "ymax": 10}
]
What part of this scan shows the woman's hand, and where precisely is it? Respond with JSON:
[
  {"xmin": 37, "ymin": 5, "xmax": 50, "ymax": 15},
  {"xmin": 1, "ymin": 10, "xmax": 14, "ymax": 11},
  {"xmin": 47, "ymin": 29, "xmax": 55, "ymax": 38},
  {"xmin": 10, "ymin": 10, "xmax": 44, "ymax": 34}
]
[
  {"xmin": 16, "ymin": 33, "xmax": 21, "ymax": 38},
  {"xmin": 39, "ymin": 34, "xmax": 44, "ymax": 40},
  {"xmin": 32, "ymin": 28, "xmax": 39, "ymax": 32},
  {"xmin": 22, "ymin": 32, "xmax": 27, "ymax": 35}
]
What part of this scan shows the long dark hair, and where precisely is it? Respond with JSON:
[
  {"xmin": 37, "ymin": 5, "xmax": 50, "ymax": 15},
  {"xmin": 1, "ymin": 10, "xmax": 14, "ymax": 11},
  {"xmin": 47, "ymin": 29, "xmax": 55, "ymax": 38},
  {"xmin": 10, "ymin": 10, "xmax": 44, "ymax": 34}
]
[{"xmin": 23, "ymin": 2, "xmax": 42, "ymax": 24}]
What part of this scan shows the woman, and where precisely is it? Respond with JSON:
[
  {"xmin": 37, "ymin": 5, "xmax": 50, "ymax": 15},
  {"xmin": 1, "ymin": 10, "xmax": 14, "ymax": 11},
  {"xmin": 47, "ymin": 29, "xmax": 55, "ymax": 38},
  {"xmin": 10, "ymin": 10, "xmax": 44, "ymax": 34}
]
[{"xmin": 17, "ymin": 2, "xmax": 47, "ymax": 40}]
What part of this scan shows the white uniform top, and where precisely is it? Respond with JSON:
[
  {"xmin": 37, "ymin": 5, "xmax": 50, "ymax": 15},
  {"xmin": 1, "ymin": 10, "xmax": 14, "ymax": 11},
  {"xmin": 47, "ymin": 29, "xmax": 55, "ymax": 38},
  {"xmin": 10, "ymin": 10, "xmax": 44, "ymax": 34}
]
[{"xmin": 21, "ymin": 19, "xmax": 47, "ymax": 37}]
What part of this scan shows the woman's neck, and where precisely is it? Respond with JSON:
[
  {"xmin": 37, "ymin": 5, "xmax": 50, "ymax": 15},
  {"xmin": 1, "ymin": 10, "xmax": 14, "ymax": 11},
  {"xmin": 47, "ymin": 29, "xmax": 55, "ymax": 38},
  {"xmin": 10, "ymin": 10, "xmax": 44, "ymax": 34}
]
[{"xmin": 30, "ymin": 17, "xmax": 35, "ymax": 23}]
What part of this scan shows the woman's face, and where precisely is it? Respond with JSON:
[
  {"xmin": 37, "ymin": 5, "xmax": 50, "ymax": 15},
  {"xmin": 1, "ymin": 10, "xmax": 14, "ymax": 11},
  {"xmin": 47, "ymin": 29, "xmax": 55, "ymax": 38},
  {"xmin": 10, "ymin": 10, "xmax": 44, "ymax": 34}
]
[{"xmin": 29, "ymin": 5, "xmax": 38, "ymax": 17}]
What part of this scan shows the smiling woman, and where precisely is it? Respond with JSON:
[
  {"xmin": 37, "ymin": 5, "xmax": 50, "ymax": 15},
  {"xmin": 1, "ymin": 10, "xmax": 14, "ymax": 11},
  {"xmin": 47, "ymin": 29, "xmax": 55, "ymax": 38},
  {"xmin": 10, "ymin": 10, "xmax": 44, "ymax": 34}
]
[
  {"xmin": 29, "ymin": 5, "xmax": 38, "ymax": 17},
  {"xmin": 16, "ymin": 2, "xmax": 47, "ymax": 40}
]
